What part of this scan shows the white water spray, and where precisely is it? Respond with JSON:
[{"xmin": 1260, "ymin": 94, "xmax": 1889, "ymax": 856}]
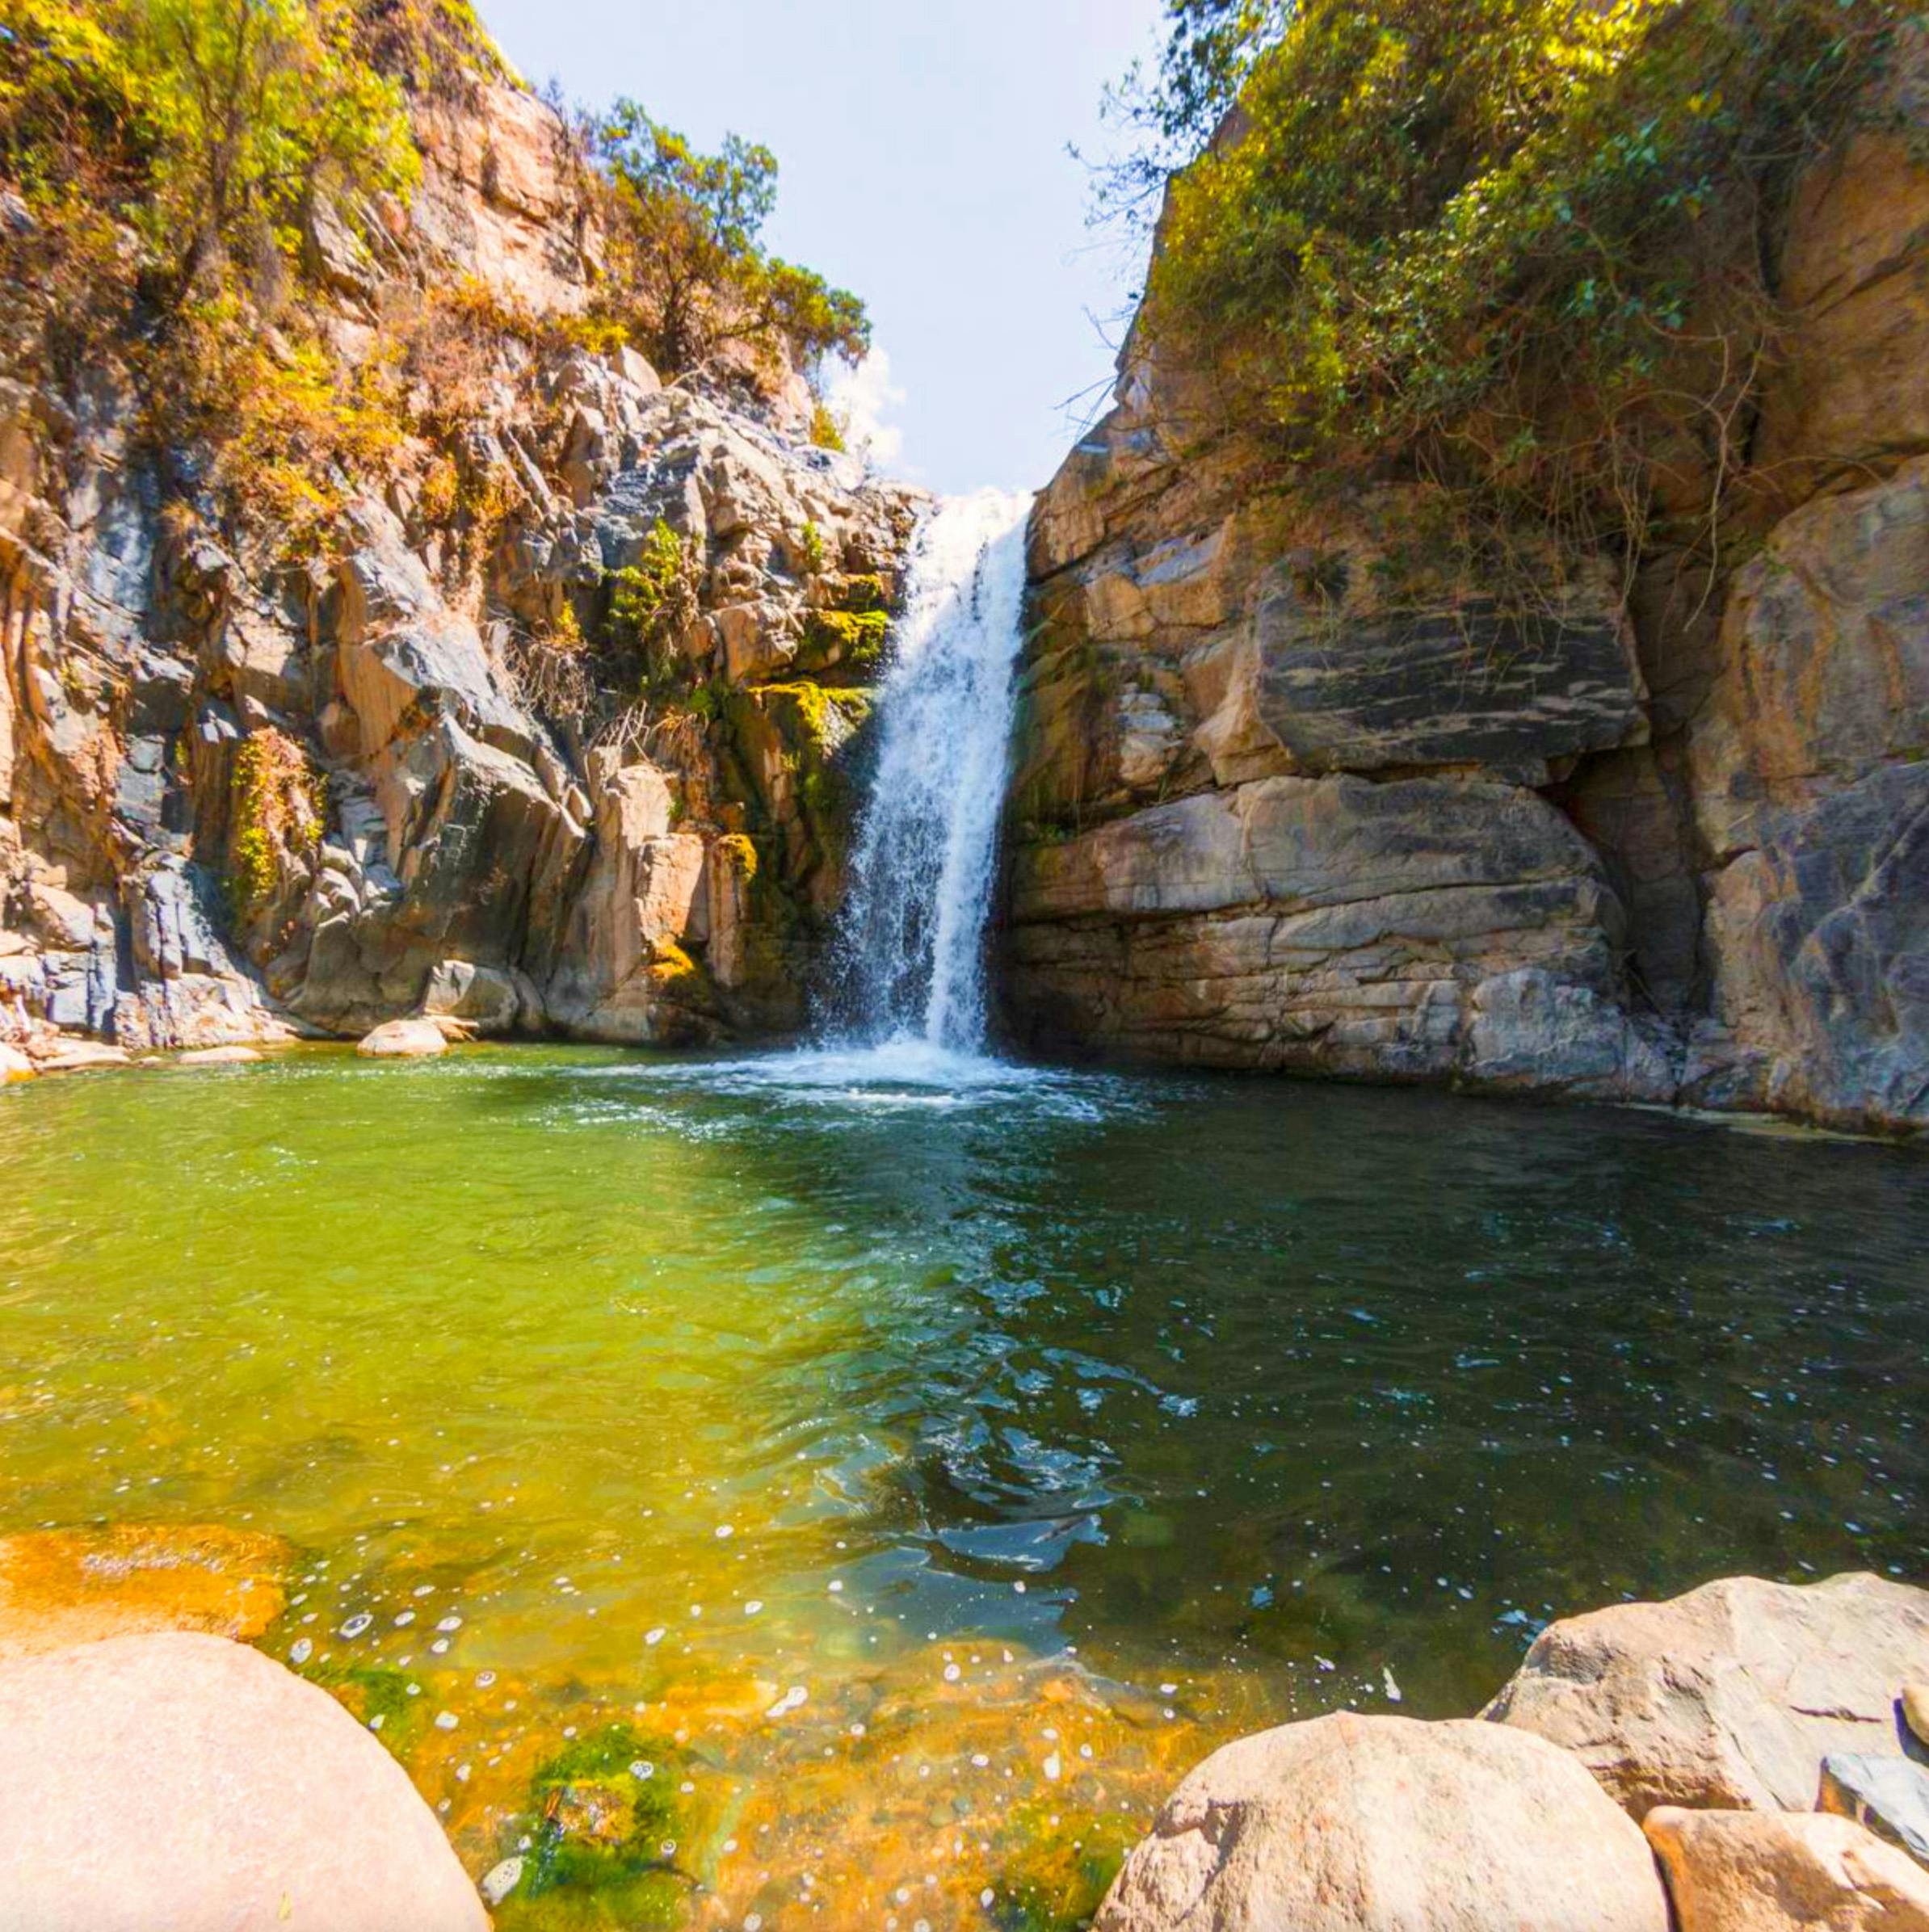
[{"xmin": 831, "ymin": 489, "xmax": 1033, "ymax": 1057}]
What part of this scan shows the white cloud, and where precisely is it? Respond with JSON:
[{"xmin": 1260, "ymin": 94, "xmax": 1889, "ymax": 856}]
[{"xmin": 826, "ymin": 348, "xmax": 907, "ymax": 468}]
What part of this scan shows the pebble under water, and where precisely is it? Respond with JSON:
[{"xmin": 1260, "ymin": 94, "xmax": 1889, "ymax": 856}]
[{"xmin": 2, "ymin": 1046, "xmax": 1925, "ymax": 1927}]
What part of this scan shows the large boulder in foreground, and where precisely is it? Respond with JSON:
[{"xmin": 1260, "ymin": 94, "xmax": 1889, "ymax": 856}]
[
  {"xmin": 1093, "ymin": 1711, "xmax": 1668, "ymax": 1932},
  {"xmin": 1645, "ymin": 1806, "xmax": 1929, "ymax": 1932},
  {"xmin": 0, "ymin": 1632, "xmax": 488, "ymax": 1931},
  {"xmin": 0, "ymin": 1523, "xmax": 287, "ymax": 1666},
  {"xmin": 1484, "ymin": 1572, "xmax": 1929, "ymax": 1816}
]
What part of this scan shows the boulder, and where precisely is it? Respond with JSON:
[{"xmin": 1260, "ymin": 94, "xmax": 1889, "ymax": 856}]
[
  {"xmin": 29, "ymin": 1040, "xmax": 133, "ymax": 1073},
  {"xmin": 1484, "ymin": 1573, "xmax": 1929, "ymax": 1816},
  {"xmin": 355, "ymin": 1018, "xmax": 449, "ymax": 1058},
  {"xmin": 175, "ymin": 1044, "xmax": 265, "ymax": 1065},
  {"xmin": 1820, "ymin": 1755, "xmax": 1929, "ymax": 1865},
  {"xmin": 0, "ymin": 1632, "xmax": 488, "ymax": 1931},
  {"xmin": 0, "ymin": 1042, "xmax": 32, "ymax": 1081},
  {"xmin": 1906, "ymin": 1686, "xmax": 1929, "ymax": 1750},
  {"xmin": 1645, "ymin": 1806, "xmax": 1929, "ymax": 1932},
  {"xmin": 1093, "ymin": 1712, "xmax": 1669, "ymax": 1932},
  {"xmin": 0, "ymin": 1524, "xmax": 288, "ymax": 1666}
]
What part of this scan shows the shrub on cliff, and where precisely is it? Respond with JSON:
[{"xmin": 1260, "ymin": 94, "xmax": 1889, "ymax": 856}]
[
  {"xmin": 1117, "ymin": 0, "xmax": 1906, "ymax": 571},
  {"xmin": 590, "ymin": 101, "xmax": 870, "ymax": 393}
]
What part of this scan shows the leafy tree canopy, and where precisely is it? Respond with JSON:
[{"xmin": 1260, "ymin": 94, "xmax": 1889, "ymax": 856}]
[{"xmin": 594, "ymin": 100, "xmax": 871, "ymax": 387}]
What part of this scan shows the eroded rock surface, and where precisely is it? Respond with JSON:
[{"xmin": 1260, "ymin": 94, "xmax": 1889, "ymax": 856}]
[
  {"xmin": 0, "ymin": 68, "xmax": 921, "ymax": 1061},
  {"xmin": 1092, "ymin": 1710, "xmax": 1669, "ymax": 1932}
]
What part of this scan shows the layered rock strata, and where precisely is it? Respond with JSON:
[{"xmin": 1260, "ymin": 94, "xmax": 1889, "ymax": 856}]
[{"xmin": 1002, "ymin": 41, "xmax": 1929, "ymax": 1134}]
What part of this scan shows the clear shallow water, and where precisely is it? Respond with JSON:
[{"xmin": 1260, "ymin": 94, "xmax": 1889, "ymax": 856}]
[{"xmin": 2, "ymin": 1048, "xmax": 1926, "ymax": 1925}]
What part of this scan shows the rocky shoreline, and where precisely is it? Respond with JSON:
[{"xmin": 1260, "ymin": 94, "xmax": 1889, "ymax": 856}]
[{"xmin": 2, "ymin": 1531, "xmax": 1924, "ymax": 1930}]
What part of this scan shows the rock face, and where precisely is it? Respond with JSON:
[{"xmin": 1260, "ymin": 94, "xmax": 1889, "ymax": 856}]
[
  {"xmin": 1484, "ymin": 1572, "xmax": 1929, "ymax": 1816},
  {"xmin": 1092, "ymin": 1711, "xmax": 1669, "ymax": 1932},
  {"xmin": 1644, "ymin": 1807, "xmax": 1929, "ymax": 1932},
  {"xmin": 1003, "ymin": 37, "xmax": 1929, "ymax": 1134},
  {"xmin": 0, "ymin": 1523, "xmax": 288, "ymax": 1665},
  {"xmin": 0, "ymin": 65, "xmax": 921, "ymax": 1060},
  {"xmin": 0, "ymin": 1632, "xmax": 487, "ymax": 1931}
]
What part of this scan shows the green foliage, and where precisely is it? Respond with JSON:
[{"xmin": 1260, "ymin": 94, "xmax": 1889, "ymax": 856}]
[
  {"xmin": 800, "ymin": 606, "xmax": 888, "ymax": 675},
  {"xmin": 227, "ymin": 725, "xmax": 324, "ymax": 921},
  {"xmin": 498, "ymin": 1723, "xmax": 693, "ymax": 1929},
  {"xmin": 591, "ymin": 100, "xmax": 870, "ymax": 386},
  {"xmin": 607, "ymin": 519, "xmax": 700, "ymax": 666},
  {"xmin": 1138, "ymin": 0, "xmax": 1906, "ymax": 563},
  {"xmin": 125, "ymin": 0, "xmax": 418, "ymax": 290},
  {"xmin": 1090, "ymin": 0, "xmax": 1293, "ymax": 229},
  {"xmin": 797, "ymin": 519, "xmax": 827, "ymax": 573}
]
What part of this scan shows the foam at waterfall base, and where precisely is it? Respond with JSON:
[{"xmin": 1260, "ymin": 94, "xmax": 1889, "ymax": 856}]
[{"xmin": 595, "ymin": 1037, "xmax": 1128, "ymax": 1118}]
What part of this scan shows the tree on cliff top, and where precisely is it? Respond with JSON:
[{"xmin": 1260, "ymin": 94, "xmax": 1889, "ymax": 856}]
[
  {"xmin": 1107, "ymin": 0, "xmax": 1906, "ymax": 577},
  {"xmin": 593, "ymin": 101, "xmax": 870, "ymax": 392}
]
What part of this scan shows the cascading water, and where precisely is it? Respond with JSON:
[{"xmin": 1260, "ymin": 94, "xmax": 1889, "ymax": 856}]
[{"xmin": 827, "ymin": 489, "xmax": 1034, "ymax": 1061}]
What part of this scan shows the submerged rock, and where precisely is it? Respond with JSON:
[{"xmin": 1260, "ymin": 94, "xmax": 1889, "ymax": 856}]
[
  {"xmin": 0, "ymin": 1632, "xmax": 488, "ymax": 1930},
  {"xmin": 175, "ymin": 1044, "xmax": 266, "ymax": 1065},
  {"xmin": 355, "ymin": 1017, "xmax": 452, "ymax": 1058},
  {"xmin": 0, "ymin": 1523, "xmax": 288, "ymax": 1665},
  {"xmin": 1092, "ymin": 1711, "xmax": 1668, "ymax": 1932},
  {"xmin": 1645, "ymin": 1806, "xmax": 1929, "ymax": 1932},
  {"xmin": 1484, "ymin": 1572, "xmax": 1929, "ymax": 1816}
]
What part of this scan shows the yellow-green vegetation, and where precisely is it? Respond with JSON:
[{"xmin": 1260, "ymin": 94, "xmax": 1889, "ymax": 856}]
[
  {"xmin": 607, "ymin": 519, "xmax": 701, "ymax": 667},
  {"xmin": 797, "ymin": 519, "xmax": 828, "ymax": 574},
  {"xmin": 712, "ymin": 832, "xmax": 759, "ymax": 883},
  {"xmin": 1130, "ymin": 0, "xmax": 1906, "ymax": 567},
  {"xmin": 588, "ymin": 103, "xmax": 870, "ymax": 389},
  {"xmin": 495, "ymin": 1722, "xmax": 697, "ymax": 1930},
  {"xmin": 227, "ymin": 725, "xmax": 325, "ymax": 919},
  {"xmin": 806, "ymin": 397, "xmax": 846, "ymax": 451},
  {"xmin": 990, "ymin": 1801, "xmax": 1139, "ymax": 1932},
  {"xmin": 800, "ymin": 607, "xmax": 888, "ymax": 675}
]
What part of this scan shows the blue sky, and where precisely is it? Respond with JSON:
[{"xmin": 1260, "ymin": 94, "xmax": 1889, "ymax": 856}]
[{"xmin": 479, "ymin": 0, "xmax": 1166, "ymax": 497}]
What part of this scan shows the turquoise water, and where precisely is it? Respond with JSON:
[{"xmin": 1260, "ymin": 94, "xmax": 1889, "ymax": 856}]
[{"xmin": 2, "ymin": 1046, "xmax": 1924, "ymax": 1923}]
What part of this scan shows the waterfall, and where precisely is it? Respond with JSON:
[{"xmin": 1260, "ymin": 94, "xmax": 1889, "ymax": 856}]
[{"xmin": 830, "ymin": 489, "xmax": 1034, "ymax": 1057}]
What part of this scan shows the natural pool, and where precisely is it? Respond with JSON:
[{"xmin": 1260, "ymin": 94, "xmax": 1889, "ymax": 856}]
[{"xmin": 3, "ymin": 1045, "xmax": 1926, "ymax": 1927}]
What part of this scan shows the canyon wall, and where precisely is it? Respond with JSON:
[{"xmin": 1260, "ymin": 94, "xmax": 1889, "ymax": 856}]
[
  {"xmin": 0, "ymin": 73, "xmax": 918, "ymax": 1054},
  {"xmin": 1002, "ymin": 42, "xmax": 1928, "ymax": 1135}
]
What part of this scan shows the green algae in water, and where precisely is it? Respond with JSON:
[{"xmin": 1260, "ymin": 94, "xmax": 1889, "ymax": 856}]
[
  {"xmin": 500, "ymin": 1724, "xmax": 699, "ymax": 1930},
  {"xmin": 2, "ymin": 1044, "xmax": 1927, "ymax": 1925}
]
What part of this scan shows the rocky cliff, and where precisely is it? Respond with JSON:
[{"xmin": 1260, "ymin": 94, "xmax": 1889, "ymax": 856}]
[
  {"xmin": 0, "ymin": 67, "xmax": 920, "ymax": 1056},
  {"xmin": 1002, "ymin": 37, "xmax": 1928, "ymax": 1135}
]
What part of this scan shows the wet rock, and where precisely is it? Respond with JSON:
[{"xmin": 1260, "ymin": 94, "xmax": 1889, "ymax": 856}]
[
  {"xmin": 0, "ymin": 1632, "xmax": 488, "ymax": 1931},
  {"xmin": 1645, "ymin": 1806, "xmax": 1929, "ymax": 1932},
  {"xmin": 1093, "ymin": 1712, "xmax": 1669, "ymax": 1932},
  {"xmin": 1820, "ymin": 1755, "xmax": 1929, "ymax": 1865},
  {"xmin": 355, "ymin": 1018, "xmax": 450, "ymax": 1058},
  {"xmin": 1484, "ymin": 1572, "xmax": 1929, "ymax": 1816},
  {"xmin": 0, "ymin": 1524, "xmax": 288, "ymax": 1665}
]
